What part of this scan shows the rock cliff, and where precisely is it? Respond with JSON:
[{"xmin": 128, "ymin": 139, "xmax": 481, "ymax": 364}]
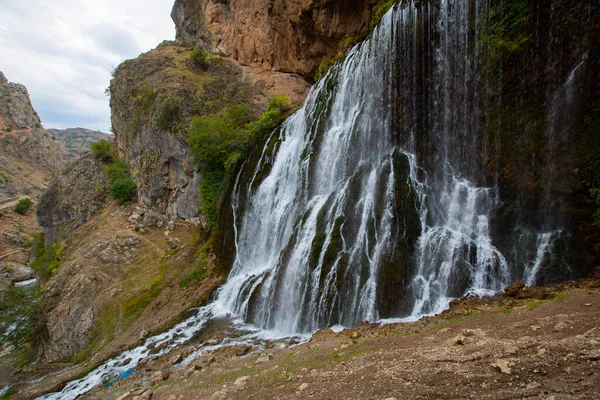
[
  {"xmin": 172, "ymin": 0, "xmax": 379, "ymax": 78},
  {"xmin": 36, "ymin": 152, "xmax": 111, "ymax": 245},
  {"xmin": 109, "ymin": 42, "xmax": 304, "ymax": 224},
  {"xmin": 0, "ymin": 71, "xmax": 62, "ymax": 200}
]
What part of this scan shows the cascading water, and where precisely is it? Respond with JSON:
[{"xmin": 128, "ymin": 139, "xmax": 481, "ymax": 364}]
[{"xmin": 41, "ymin": 1, "xmax": 588, "ymax": 398}]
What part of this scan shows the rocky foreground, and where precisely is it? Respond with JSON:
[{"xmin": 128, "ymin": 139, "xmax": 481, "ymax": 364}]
[{"xmin": 17, "ymin": 277, "xmax": 599, "ymax": 400}]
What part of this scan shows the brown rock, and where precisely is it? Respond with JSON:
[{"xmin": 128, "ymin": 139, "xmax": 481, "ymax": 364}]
[
  {"xmin": 504, "ymin": 281, "xmax": 525, "ymax": 297},
  {"xmin": 171, "ymin": 0, "xmax": 380, "ymax": 79},
  {"xmin": 152, "ymin": 370, "xmax": 169, "ymax": 384},
  {"xmin": 492, "ymin": 359, "xmax": 511, "ymax": 374}
]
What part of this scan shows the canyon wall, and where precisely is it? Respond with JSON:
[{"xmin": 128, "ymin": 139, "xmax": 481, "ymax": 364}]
[{"xmin": 171, "ymin": 0, "xmax": 380, "ymax": 78}]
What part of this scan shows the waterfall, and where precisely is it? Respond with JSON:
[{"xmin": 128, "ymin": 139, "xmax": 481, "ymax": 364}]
[{"xmin": 41, "ymin": 1, "xmax": 586, "ymax": 398}]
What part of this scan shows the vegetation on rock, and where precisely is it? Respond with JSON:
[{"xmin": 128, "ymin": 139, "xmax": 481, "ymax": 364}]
[
  {"xmin": 0, "ymin": 285, "xmax": 42, "ymax": 361},
  {"xmin": 109, "ymin": 177, "xmax": 137, "ymax": 204},
  {"xmin": 13, "ymin": 198, "xmax": 33, "ymax": 215},
  {"xmin": 188, "ymin": 97, "xmax": 290, "ymax": 229},
  {"xmin": 30, "ymin": 233, "xmax": 63, "ymax": 282},
  {"xmin": 154, "ymin": 96, "xmax": 182, "ymax": 130},
  {"xmin": 104, "ymin": 158, "xmax": 130, "ymax": 182},
  {"xmin": 90, "ymin": 139, "xmax": 114, "ymax": 161},
  {"xmin": 190, "ymin": 49, "xmax": 210, "ymax": 70}
]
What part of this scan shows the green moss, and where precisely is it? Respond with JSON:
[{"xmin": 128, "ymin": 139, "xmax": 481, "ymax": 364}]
[
  {"xmin": 527, "ymin": 300, "xmax": 546, "ymax": 311},
  {"xmin": 553, "ymin": 294, "xmax": 568, "ymax": 302},
  {"xmin": 370, "ymin": 0, "xmax": 398, "ymax": 31},
  {"xmin": 70, "ymin": 304, "xmax": 119, "ymax": 364},
  {"xmin": 0, "ymin": 387, "xmax": 17, "ymax": 399},
  {"xmin": 30, "ymin": 233, "xmax": 63, "ymax": 282},
  {"xmin": 315, "ymin": 53, "xmax": 345, "ymax": 82}
]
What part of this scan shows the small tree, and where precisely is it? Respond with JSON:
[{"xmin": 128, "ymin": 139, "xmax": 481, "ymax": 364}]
[
  {"xmin": 109, "ymin": 178, "xmax": 137, "ymax": 204},
  {"xmin": 105, "ymin": 159, "xmax": 130, "ymax": 181},
  {"xmin": 268, "ymin": 96, "xmax": 291, "ymax": 112},
  {"xmin": 14, "ymin": 198, "xmax": 33, "ymax": 215},
  {"xmin": 90, "ymin": 139, "xmax": 113, "ymax": 161},
  {"xmin": 190, "ymin": 49, "xmax": 209, "ymax": 70}
]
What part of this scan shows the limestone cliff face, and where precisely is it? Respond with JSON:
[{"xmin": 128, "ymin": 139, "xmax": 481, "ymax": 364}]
[
  {"xmin": 37, "ymin": 152, "xmax": 111, "ymax": 245},
  {"xmin": 0, "ymin": 71, "xmax": 62, "ymax": 200},
  {"xmin": 172, "ymin": 0, "xmax": 379, "ymax": 78}
]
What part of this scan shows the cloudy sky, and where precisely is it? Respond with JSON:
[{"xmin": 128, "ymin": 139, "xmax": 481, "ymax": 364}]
[{"xmin": 0, "ymin": 0, "xmax": 176, "ymax": 133}]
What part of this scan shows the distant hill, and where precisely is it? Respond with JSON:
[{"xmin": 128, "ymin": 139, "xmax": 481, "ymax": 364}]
[{"xmin": 47, "ymin": 128, "xmax": 111, "ymax": 161}]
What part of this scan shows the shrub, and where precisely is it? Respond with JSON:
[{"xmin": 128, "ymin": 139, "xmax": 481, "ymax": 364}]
[
  {"xmin": 155, "ymin": 96, "xmax": 182, "ymax": 130},
  {"xmin": 14, "ymin": 198, "xmax": 33, "ymax": 215},
  {"xmin": 188, "ymin": 115, "xmax": 248, "ymax": 170},
  {"xmin": 268, "ymin": 96, "xmax": 291, "ymax": 112},
  {"xmin": 188, "ymin": 98, "xmax": 289, "ymax": 229},
  {"xmin": 190, "ymin": 49, "xmax": 210, "ymax": 70},
  {"xmin": 90, "ymin": 139, "xmax": 114, "ymax": 161},
  {"xmin": 104, "ymin": 159, "xmax": 130, "ymax": 181},
  {"xmin": 227, "ymin": 105, "xmax": 253, "ymax": 126},
  {"xmin": 109, "ymin": 178, "xmax": 137, "ymax": 203}
]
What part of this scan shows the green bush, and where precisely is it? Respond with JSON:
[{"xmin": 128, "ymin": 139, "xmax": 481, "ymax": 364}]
[
  {"xmin": 109, "ymin": 178, "xmax": 137, "ymax": 204},
  {"xmin": 155, "ymin": 96, "xmax": 182, "ymax": 130},
  {"xmin": 188, "ymin": 113, "xmax": 249, "ymax": 170},
  {"xmin": 90, "ymin": 139, "xmax": 114, "ymax": 161},
  {"xmin": 268, "ymin": 96, "xmax": 291, "ymax": 112},
  {"xmin": 188, "ymin": 99, "xmax": 289, "ymax": 229},
  {"xmin": 104, "ymin": 159, "xmax": 130, "ymax": 181},
  {"xmin": 190, "ymin": 49, "xmax": 210, "ymax": 70},
  {"xmin": 14, "ymin": 198, "xmax": 33, "ymax": 215},
  {"xmin": 227, "ymin": 105, "xmax": 253, "ymax": 126}
]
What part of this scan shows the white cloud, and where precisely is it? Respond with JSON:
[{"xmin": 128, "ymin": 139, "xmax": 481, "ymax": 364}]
[{"xmin": 0, "ymin": 0, "xmax": 176, "ymax": 132}]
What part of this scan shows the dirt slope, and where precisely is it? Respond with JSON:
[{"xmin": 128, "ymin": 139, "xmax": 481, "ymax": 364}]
[{"xmin": 62, "ymin": 278, "xmax": 600, "ymax": 400}]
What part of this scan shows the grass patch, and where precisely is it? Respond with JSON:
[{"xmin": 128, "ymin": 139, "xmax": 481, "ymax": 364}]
[
  {"xmin": 527, "ymin": 300, "xmax": 546, "ymax": 311},
  {"xmin": 0, "ymin": 387, "xmax": 17, "ymax": 400},
  {"xmin": 180, "ymin": 243, "xmax": 210, "ymax": 287},
  {"xmin": 553, "ymin": 294, "xmax": 569, "ymax": 302}
]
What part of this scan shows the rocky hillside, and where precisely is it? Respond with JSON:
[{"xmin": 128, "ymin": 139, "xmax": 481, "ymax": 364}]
[
  {"xmin": 47, "ymin": 128, "xmax": 111, "ymax": 161},
  {"xmin": 0, "ymin": 71, "xmax": 62, "ymax": 297},
  {"xmin": 109, "ymin": 41, "xmax": 306, "ymax": 224},
  {"xmin": 0, "ymin": 71, "xmax": 62, "ymax": 200}
]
